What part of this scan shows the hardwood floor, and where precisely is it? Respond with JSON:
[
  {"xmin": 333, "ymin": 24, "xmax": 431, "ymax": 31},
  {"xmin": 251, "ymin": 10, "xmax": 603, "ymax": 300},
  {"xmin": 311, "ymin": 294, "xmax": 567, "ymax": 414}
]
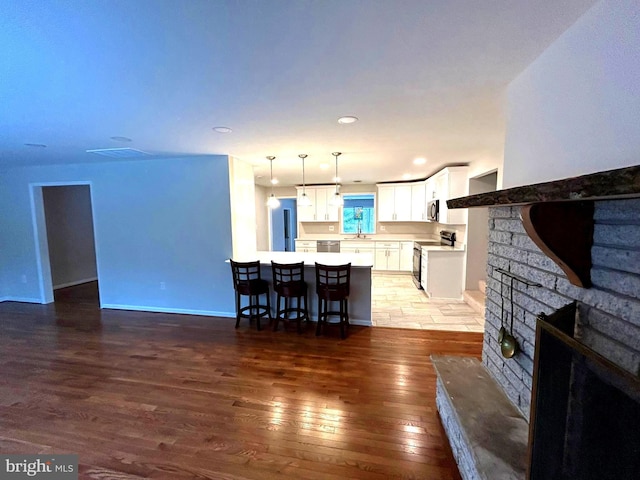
[{"xmin": 0, "ymin": 282, "xmax": 482, "ymax": 479}]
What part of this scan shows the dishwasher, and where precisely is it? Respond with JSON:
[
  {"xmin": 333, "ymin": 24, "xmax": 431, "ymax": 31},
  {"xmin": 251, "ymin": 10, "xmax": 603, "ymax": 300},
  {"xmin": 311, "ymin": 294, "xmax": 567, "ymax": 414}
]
[{"xmin": 317, "ymin": 240, "xmax": 340, "ymax": 253}]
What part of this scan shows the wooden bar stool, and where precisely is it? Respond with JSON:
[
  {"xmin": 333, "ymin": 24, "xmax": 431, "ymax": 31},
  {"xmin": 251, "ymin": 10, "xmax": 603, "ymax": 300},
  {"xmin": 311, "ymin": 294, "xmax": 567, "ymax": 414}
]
[
  {"xmin": 229, "ymin": 259, "xmax": 271, "ymax": 330},
  {"xmin": 315, "ymin": 263, "xmax": 351, "ymax": 339},
  {"xmin": 271, "ymin": 261, "xmax": 309, "ymax": 333}
]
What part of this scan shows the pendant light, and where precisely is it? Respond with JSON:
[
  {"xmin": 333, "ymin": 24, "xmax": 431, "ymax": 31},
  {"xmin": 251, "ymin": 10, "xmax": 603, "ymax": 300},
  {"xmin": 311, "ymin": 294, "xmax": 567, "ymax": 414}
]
[
  {"xmin": 266, "ymin": 156, "xmax": 280, "ymax": 209},
  {"xmin": 298, "ymin": 154, "xmax": 312, "ymax": 207},
  {"xmin": 330, "ymin": 152, "xmax": 343, "ymax": 206}
]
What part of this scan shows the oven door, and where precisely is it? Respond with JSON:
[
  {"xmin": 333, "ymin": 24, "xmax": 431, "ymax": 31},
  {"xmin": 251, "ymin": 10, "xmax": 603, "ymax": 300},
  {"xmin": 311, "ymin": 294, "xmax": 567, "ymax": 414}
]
[{"xmin": 412, "ymin": 246, "xmax": 423, "ymax": 289}]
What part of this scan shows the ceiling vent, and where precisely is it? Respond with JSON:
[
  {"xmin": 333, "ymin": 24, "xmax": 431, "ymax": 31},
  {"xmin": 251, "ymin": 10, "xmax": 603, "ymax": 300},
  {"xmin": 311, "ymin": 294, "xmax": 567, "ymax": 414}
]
[{"xmin": 86, "ymin": 148, "xmax": 151, "ymax": 158}]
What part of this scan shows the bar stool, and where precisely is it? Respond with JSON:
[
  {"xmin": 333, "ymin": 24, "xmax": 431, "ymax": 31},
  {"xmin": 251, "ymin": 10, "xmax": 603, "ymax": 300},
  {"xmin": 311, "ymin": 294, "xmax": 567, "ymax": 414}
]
[
  {"xmin": 315, "ymin": 262, "xmax": 351, "ymax": 339},
  {"xmin": 271, "ymin": 261, "xmax": 309, "ymax": 333},
  {"xmin": 229, "ymin": 259, "xmax": 271, "ymax": 330}
]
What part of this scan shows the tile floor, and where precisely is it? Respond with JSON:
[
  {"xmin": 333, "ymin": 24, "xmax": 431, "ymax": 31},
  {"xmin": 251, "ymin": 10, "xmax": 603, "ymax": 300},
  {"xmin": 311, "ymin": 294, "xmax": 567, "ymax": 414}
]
[{"xmin": 371, "ymin": 272, "xmax": 485, "ymax": 332}]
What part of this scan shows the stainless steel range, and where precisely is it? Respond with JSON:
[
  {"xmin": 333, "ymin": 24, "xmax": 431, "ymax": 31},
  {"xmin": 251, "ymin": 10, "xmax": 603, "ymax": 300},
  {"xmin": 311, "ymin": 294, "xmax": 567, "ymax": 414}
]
[{"xmin": 412, "ymin": 230, "xmax": 457, "ymax": 289}]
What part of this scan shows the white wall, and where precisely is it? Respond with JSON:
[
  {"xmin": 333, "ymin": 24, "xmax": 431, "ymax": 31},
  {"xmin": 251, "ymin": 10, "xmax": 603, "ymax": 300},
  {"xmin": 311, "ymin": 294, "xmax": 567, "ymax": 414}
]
[
  {"xmin": 42, "ymin": 185, "xmax": 97, "ymax": 289},
  {"xmin": 0, "ymin": 156, "xmax": 236, "ymax": 316},
  {"xmin": 228, "ymin": 156, "xmax": 257, "ymax": 257},
  {"xmin": 465, "ymin": 173, "xmax": 497, "ymax": 289},
  {"xmin": 468, "ymin": 159, "xmax": 502, "ymax": 190},
  {"xmin": 503, "ymin": 0, "xmax": 640, "ymax": 188},
  {"xmin": 254, "ymin": 184, "xmax": 270, "ymax": 250}
]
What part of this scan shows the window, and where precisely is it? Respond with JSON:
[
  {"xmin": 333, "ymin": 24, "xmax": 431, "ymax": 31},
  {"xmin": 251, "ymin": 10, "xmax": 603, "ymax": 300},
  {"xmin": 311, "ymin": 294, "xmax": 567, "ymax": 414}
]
[{"xmin": 341, "ymin": 194, "xmax": 375, "ymax": 234}]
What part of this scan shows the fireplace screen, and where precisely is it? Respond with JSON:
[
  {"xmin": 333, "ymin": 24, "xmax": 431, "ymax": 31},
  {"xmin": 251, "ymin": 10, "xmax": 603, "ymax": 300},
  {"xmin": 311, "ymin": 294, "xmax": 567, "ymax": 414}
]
[{"xmin": 528, "ymin": 302, "xmax": 640, "ymax": 480}]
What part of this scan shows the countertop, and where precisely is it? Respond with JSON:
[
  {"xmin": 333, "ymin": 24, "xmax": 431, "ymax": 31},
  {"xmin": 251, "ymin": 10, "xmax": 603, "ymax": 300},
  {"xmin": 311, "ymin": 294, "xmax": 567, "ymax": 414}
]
[
  {"xmin": 230, "ymin": 251, "xmax": 374, "ymax": 268},
  {"xmin": 295, "ymin": 237, "xmax": 437, "ymax": 242},
  {"xmin": 421, "ymin": 245, "xmax": 465, "ymax": 252},
  {"xmin": 295, "ymin": 238, "xmax": 465, "ymax": 252}
]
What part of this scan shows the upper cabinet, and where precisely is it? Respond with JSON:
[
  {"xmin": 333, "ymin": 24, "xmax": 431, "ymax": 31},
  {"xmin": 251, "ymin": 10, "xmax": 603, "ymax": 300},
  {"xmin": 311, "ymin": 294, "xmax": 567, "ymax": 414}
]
[
  {"xmin": 296, "ymin": 186, "xmax": 340, "ymax": 222},
  {"xmin": 411, "ymin": 183, "xmax": 426, "ymax": 221},
  {"xmin": 425, "ymin": 177, "xmax": 436, "ymax": 201},
  {"xmin": 432, "ymin": 166, "xmax": 468, "ymax": 224},
  {"xmin": 377, "ymin": 184, "xmax": 412, "ymax": 221}
]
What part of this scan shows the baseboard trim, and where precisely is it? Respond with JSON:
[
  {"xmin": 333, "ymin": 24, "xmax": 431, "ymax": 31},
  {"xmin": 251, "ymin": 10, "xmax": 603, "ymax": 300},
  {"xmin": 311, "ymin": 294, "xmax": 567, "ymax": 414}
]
[
  {"xmin": 101, "ymin": 303, "xmax": 235, "ymax": 318},
  {"xmin": 0, "ymin": 296, "xmax": 44, "ymax": 304},
  {"xmin": 347, "ymin": 318, "xmax": 372, "ymax": 327},
  {"xmin": 100, "ymin": 304, "xmax": 372, "ymax": 326},
  {"xmin": 53, "ymin": 277, "xmax": 98, "ymax": 290}
]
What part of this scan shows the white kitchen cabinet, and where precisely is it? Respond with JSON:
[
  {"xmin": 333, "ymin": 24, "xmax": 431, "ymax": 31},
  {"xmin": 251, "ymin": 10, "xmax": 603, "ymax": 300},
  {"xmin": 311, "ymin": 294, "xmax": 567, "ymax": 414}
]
[
  {"xmin": 399, "ymin": 241, "xmax": 414, "ymax": 271},
  {"xmin": 411, "ymin": 183, "xmax": 426, "ymax": 221},
  {"xmin": 425, "ymin": 177, "xmax": 436, "ymax": 201},
  {"xmin": 420, "ymin": 250, "xmax": 428, "ymax": 290},
  {"xmin": 295, "ymin": 186, "xmax": 339, "ymax": 222},
  {"xmin": 340, "ymin": 241, "xmax": 374, "ymax": 256},
  {"xmin": 376, "ymin": 184, "xmax": 412, "ymax": 222},
  {"xmin": 295, "ymin": 240, "xmax": 317, "ymax": 253},
  {"xmin": 432, "ymin": 166, "xmax": 468, "ymax": 224},
  {"xmin": 296, "ymin": 188, "xmax": 316, "ymax": 222},
  {"xmin": 315, "ymin": 187, "xmax": 340, "ymax": 222},
  {"xmin": 374, "ymin": 241, "xmax": 400, "ymax": 270},
  {"xmin": 421, "ymin": 249, "xmax": 465, "ymax": 299}
]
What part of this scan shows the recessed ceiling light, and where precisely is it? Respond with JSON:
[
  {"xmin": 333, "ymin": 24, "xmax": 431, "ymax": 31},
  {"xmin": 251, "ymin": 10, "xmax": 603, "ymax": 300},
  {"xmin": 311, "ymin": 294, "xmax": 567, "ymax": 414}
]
[
  {"xmin": 338, "ymin": 116, "xmax": 358, "ymax": 124},
  {"xmin": 24, "ymin": 143, "xmax": 46, "ymax": 148},
  {"xmin": 213, "ymin": 126, "xmax": 232, "ymax": 133},
  {"xmin": 110, "ymin": 136, "xmax": 132, "ymax": 142},
  {"xmin": 333, "ymin": 176, "xmax": 341, "ymax": 182},
  {"xmin": 402, "ymin": 173, "xmax": 411, "ymax": 180},
  {"xmin": 413, "ymin": 157, "xmax": 426, "ymax": 165},
  {"xmin": 271, "ymin": 178, "xmax": 279, "ymax": 185},
  {"xmin": 319, "ymin": 163, "xmax": 330, "ymax": 170}
]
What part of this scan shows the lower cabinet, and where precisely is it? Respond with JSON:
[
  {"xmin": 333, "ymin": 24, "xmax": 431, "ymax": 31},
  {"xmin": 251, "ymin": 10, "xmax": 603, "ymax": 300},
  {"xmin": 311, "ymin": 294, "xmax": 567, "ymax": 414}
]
[
  {"xmin": 421, "ymin": 250, "xmax": 429, "ymax": 290},
  {"xmin": 295, "ymin": 240, "xmax": 317, "ymax": 253},
  {"xmin": 399, "ymin": 241, "xmax": 413, "ymax": 272},
  {"xmin": 374, "ymin": 242, "xmax": 400, "ymax": 271},
  {"xmin": 341, "ymin": 242, "xmax": 374, "ymax": 257},
  {"xmin": 421, "ymin": 249, "xmax": 465, "ymax": 299}
]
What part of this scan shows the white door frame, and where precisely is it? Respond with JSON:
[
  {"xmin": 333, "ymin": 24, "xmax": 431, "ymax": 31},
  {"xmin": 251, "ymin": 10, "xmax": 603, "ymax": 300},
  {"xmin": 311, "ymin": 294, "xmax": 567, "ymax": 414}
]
[{"xmin": 29, "ymin": 181, "xmax": 102, "ymax": 305}]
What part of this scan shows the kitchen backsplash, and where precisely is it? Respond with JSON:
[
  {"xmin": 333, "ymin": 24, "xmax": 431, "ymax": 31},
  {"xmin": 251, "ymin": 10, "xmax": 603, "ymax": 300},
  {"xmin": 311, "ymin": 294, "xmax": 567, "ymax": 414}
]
[{"xmin": 297, "ymin": 221, "xmax": 467, "ymax": 244}]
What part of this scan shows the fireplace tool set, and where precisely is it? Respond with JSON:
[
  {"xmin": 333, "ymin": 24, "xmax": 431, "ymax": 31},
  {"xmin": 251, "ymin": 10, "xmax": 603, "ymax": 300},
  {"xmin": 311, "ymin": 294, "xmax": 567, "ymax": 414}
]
[{"xmin": 495, "ymin": 268, "xmax": 541, "ymax": 358}]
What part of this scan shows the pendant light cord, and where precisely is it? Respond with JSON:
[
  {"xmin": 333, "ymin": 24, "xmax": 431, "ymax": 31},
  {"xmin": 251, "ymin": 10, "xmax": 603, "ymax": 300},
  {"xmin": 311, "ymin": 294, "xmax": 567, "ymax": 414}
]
[
  {"xmin": 332, "ymin": 152, "xmax": 341, "ymax": 194},
  {"xmin": 267, "ymin": 155, "xmax": 276, "ymax": 197},
  {"xmin": 299, "ymin": 154, "xmax": 308, "ymax": 195}
]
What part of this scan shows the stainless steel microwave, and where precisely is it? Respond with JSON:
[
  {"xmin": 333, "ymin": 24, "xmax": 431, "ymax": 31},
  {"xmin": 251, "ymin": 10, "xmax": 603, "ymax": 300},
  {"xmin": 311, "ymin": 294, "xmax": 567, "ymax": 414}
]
[{"xmin": 427, "ymin": 199, "xmax": 439, "ymax": 222}]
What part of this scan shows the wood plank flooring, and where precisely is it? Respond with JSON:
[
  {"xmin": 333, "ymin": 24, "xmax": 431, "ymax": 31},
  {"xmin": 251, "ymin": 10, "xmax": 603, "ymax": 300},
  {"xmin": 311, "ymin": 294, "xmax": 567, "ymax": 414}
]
[{"xmin": 0, "ymin": 282, "xmax": 483, "ymax": 479}]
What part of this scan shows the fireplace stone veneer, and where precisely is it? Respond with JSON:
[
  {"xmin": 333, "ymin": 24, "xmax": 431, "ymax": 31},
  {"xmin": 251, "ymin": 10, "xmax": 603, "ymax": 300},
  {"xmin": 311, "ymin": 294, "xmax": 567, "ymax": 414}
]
[{"xmin": 484, "ymin": 199, "xmax": 640, "ymax": 420}]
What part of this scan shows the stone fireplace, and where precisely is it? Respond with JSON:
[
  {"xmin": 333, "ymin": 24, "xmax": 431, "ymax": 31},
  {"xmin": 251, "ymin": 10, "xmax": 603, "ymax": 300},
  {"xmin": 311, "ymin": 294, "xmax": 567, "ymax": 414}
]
[
  {"xmin": 484, "ymin": 199, "xmax": 640, "ymax": 420},
  {"xmin": 434, "ymin": 166, "xmax": 640, "ymax": 479}
]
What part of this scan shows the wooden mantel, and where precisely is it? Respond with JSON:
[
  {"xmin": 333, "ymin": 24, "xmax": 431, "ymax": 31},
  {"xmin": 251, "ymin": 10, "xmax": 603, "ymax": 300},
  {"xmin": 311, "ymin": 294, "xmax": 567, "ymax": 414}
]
[{"xmin": 447, "ymin": 165, "xmax": 640, "ymax": 289}]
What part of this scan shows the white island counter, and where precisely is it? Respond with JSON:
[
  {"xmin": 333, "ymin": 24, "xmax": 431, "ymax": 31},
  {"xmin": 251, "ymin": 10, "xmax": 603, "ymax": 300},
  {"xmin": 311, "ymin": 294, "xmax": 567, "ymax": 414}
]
[{"xmin": 230, "ymin": 251, "xmax": 373, "ymax": 326}]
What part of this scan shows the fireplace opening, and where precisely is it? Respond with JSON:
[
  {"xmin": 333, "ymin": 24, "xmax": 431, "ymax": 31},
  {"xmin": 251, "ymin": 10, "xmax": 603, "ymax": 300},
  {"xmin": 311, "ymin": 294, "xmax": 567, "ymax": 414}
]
[{"xmin": 528, "ymin": 302, "xmax": 640, "ymax": 480}]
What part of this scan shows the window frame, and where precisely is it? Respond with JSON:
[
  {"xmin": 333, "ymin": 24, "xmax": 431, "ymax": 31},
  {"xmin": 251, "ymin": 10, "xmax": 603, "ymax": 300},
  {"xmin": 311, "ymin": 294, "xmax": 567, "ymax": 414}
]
[{"xmin": 340, "ymin": 192, "xmax": 376, "ymax": 235}]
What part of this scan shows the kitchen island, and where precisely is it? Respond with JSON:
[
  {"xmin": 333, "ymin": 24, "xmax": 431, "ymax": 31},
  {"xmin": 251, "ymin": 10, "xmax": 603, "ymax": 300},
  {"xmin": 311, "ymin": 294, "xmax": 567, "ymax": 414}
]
[{"xmin": 230, "ymin": 251, "xmax": 373, "ymax": 326}]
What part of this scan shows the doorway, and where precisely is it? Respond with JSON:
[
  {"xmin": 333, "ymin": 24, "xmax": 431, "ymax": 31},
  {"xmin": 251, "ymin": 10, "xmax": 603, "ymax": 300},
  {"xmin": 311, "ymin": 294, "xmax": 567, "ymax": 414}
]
[
  {"xmin": 465, "ymin": 171, "xmax": 498, "ymax": 290},
  {"xmin": 270, "ymin": 198, "xmax": 297, "ymax": 252},
  {"xmin": 31, "ymin": 183, "xmax": 100, "ymax": 304}
]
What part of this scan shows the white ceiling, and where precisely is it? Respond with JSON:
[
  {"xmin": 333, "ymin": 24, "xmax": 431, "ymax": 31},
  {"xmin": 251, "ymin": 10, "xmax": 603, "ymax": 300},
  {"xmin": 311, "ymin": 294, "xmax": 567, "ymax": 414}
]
[{"xmin": 0, "ymin": 0, "xmax": 597, "ymax": 186}]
